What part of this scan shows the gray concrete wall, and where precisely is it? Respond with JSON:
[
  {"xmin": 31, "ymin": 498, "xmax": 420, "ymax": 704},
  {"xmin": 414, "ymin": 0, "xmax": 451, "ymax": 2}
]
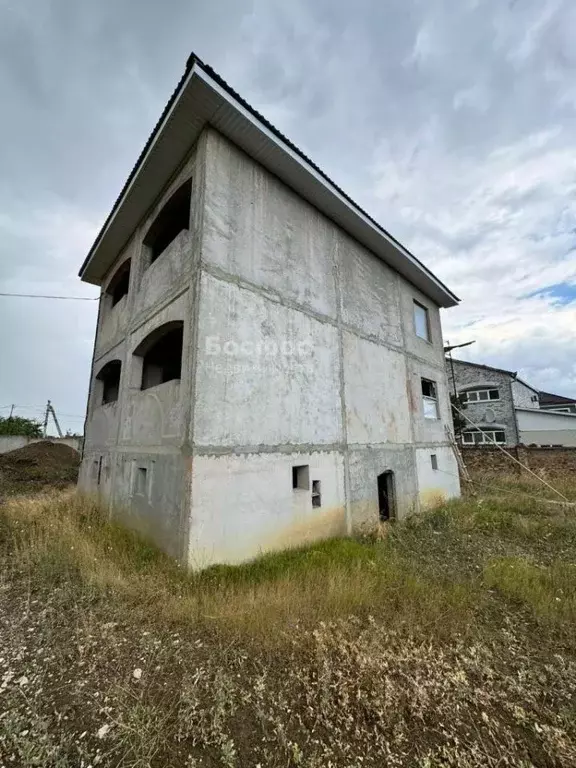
[
  {"xmin": 0, "ymin": 436, "xmax": 82, "ymax": 455},
  {"xmin": 189, "ymin": 129, "xmax": 459, "ymax": 565},
  {"xmin": 447, "ymin": 361, "xmax": 519, "ymax": 445},
  {"xmin": 79, "ymin": 135, "xmax": 207, "ymax": 559},
  {"xmin": 81, "ymin": 127, "xmax": 460, "ymax": 567}
]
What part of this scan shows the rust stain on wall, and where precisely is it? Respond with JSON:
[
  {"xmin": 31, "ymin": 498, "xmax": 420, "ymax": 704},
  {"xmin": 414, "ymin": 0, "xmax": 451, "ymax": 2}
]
[
  {"xmin": 262, "ymin": 505, "xmax": 347, "ymax": 553},
  {"xmin": 419, "ymin": 488, "xmax": 447, "ymax": 509}
]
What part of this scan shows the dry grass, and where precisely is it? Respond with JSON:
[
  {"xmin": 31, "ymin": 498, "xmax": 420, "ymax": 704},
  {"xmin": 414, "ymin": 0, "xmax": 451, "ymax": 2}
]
[{"xmin": 1, "ymin": 474, "xmax": 576, "ymax": 766}]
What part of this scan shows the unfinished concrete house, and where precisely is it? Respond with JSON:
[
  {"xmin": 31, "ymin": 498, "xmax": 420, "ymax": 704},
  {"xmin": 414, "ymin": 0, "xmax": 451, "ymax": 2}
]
[{"xmin": 78, "ymin": 54, "xmax": 460, "ymax": 567}]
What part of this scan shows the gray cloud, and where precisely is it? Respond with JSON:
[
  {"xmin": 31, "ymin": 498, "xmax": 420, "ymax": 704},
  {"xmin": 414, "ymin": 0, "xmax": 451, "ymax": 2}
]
[{"xmin": 1, "ymin": 0, "xmax": 575, "ymax": 433}]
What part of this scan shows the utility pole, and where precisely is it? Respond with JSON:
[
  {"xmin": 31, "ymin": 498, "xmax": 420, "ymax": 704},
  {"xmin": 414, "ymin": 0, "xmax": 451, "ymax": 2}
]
[
  {"xmin": 8, "ymin": 404, "xmax": 14, "ymax": 419},
  {"xmin": 48, "ymin": 402, "xmax": 63, "ymax": 438},
  {"xmin": 43, "ymin": 400, "xmax": 50, "ymax": 437},
  {"xmin": 444, "ymin": 340, "xmax": 476, "ymax": 398},
  {"xmin": 42, "ymin": 400, "xmax": 63, "ymax": 438}
]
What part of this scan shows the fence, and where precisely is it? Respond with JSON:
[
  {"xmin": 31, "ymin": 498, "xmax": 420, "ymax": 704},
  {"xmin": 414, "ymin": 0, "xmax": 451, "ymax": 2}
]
[
  {"xmin": 461, "ymin": 445, "xmax": 576, "ymax": 477},
  {"xmin": 0, "ymin": 436, "xmax": 82, "ymax": 455}
]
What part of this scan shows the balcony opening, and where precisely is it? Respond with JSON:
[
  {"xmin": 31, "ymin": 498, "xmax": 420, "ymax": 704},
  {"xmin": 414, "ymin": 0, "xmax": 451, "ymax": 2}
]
[
  {"xmin": 96, "ymin": 360, "xmax": 122, "ymax": 404},
  {"xmin": 107, "ymin": 259, "xmax": 131, "ymax": 307},
  {"xmin": 135, "ymin": 321, "xmax": 184, "ymax": 390},
  {"xmin": 144, "ymin": 180, "xmax": 192, "ymax": 264}
]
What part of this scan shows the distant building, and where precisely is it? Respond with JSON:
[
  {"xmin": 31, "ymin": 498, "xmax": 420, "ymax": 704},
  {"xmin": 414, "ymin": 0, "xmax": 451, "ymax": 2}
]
[
  {"xmin": 77, "ymin": 54, "xmax": 461, "ymax": 567},
  {"xmin": 447, "ymin": 359, "xmax": 576, "ymax": 447},
  {"xmin": 539, "ymin": 391, "xmax": 576, "ymax": 415}
]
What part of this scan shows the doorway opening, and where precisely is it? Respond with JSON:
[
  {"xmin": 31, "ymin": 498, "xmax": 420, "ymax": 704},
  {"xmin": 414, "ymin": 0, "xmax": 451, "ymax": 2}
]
[{"xmin": 377, "ymin": 471, "xmax": 395, "ymax": 522}]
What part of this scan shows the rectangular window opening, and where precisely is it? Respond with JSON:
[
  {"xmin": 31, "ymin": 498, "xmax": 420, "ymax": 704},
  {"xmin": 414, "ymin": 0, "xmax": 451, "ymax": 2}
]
[
  {"xmin": 462, "ymin": 429, "xmax": 506, "ymax": 445},
  {"xmin": 421, "ymin": 378, "xmax": 439, "ymax": 419},
  {"xmin": 431, "ymin": 454, "xmax": 438, "ymax": 470},
  {"xmin": 463, "ymin": 388, "xmax": 500, "ymax": 403},
  {"xmin": 413, "ymin": 301, "xmax": 430, "ymax": 342},
  {"xmin": 312, "ymin": 480, "xmax": 321, "ymax": 508},
  {"xmin": 135, "ymin": 467, "xmax": 148, "ymax": 496},
  {"xmin": 292, "ymin": 465, "xmax": 310, "ymax": 490}
]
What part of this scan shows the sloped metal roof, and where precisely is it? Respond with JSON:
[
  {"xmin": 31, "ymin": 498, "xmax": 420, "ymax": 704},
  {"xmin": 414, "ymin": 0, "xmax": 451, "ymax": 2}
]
[
  {"xmin": 539, "ymin": 390, "xmax": 576, "ymax": 405},
  {"xmin": 79, "ymin": 53, "xmax": 459, "ymax": 307}
]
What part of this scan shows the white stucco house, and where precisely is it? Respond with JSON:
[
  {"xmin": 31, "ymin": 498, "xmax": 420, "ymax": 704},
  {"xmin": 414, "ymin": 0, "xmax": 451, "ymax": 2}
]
[{"xmin": 78, "ymin": 54, "xmax": 460, "ymax": 567}]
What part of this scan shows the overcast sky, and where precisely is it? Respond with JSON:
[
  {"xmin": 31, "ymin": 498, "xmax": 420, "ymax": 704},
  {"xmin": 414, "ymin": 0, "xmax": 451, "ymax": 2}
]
[{"xmin": 1, "ymin": 0, "xmax": 575, "ymax": 433}]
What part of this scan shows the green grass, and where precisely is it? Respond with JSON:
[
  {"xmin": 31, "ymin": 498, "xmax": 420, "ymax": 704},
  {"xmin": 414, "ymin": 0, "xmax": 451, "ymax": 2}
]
[{"xmin": 2, "ymin": 477, "xmax": 576, "ymax": 766}]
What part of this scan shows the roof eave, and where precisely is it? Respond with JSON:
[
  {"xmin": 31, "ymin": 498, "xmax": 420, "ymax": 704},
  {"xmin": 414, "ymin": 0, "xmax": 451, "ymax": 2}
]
[{"xmin": 79, "ymin": 59, "xmax": 459, "ymax": 308}]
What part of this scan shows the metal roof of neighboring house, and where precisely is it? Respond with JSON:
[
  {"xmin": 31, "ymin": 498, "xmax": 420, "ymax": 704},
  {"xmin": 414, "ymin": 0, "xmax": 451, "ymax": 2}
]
[
  {"xmin": 515, "ymin": 407, "xmax": 576, "ymax": 419},
  {"xmin": 448, "ymin": 358, "xmax": 539, "ymax": 393},
  {"xmin": 78, "ymin": 53, "xmax": 459, "ymax": 308},
  {"xmin": 539, "ymin": 391, "xmax": 576, "ymax": 406}
]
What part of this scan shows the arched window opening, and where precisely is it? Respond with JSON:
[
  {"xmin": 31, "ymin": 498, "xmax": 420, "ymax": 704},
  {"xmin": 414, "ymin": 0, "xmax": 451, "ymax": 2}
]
[
  {"xmin": 135, "ymin": 321, "xmax": 184, "ymax": 390},
  {"xmin": 96, "ymin": 360, "xmax": 122, "ymax": 404},
  {"xmin": 107, "ymin": 259, "xmax": 131, "ymax": 307},
  {"xmin": 144, "ymin": 180, "xmax": 191, "ymax": 264}
]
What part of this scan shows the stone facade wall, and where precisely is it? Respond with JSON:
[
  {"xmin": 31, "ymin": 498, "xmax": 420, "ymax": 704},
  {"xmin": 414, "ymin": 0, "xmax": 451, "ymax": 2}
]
[
  {"xmin": 461, "ymin": 446, "xmax": 576, "ymax": 477},
  {"xmin": 446, "ymin": 360, "xmax": 518, "ymax": 445}
]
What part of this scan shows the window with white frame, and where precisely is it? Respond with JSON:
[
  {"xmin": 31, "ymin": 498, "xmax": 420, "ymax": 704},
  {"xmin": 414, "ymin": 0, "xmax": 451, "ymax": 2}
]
[
  {"xmin": 462, "ymin": 429, "xmax": 506, "ymax": 445},
  {"xmin": 462, "ymin": 388, "xmax": 500, "ymax": 403},
  {"xmin": 421, "ymin": 378, "xmax": 439, "ymax": 419},
  {"xmin": 413, "ymin": 301, "xmax": 431, "ymax": 342}
]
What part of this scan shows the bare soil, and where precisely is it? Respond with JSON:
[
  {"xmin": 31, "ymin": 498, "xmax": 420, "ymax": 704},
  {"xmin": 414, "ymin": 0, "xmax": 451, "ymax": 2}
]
[{"xmin": 0, "ymin": 441, "xmax": 80, "ymax": 497}]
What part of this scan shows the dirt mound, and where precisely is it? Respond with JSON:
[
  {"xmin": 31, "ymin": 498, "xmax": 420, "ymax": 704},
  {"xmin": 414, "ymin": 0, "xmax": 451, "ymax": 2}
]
[{"xmin": 0, "ymin": 441, "xmax": 80, "ymax": 496}]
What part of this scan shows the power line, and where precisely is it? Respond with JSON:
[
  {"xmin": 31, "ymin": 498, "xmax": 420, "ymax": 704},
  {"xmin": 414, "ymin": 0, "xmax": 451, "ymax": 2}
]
[{"xmin": 0, "ymin": 292, "xmax": 98, "ymax": 301}]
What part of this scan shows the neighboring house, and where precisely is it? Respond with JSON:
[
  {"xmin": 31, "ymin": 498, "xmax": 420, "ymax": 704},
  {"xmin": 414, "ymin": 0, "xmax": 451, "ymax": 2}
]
[
  {"xmin": 539, "ymin": 391, "xmax": 576, "ymax": 415},
  {"xmin": 447, "ymin": 359, "xmax": 576, "ymax": 447},
  {"xmin": 78, "ymin": 53, "xmax": 461, "ymax": 567}
]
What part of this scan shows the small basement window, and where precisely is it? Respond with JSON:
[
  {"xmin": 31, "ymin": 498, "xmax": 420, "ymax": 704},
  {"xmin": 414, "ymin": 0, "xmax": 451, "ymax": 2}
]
[
  {"xmin": 96, "ymin": 360, "xmax": 121, "ymax": 404},
  {"xmin": 312, "ymin": 480, "xmax": 322, "ymax": 508},
  {"xmin": 431, "ymin": 454, "xmax": 438, "ymax": 470},
  {"xmin": 135, "ymin": 321, "xmax": 184, "ymax": 390},
  {"xmin": 292, "ymin": 465, "xmax": 310, "ymax": 490},
  {"xmin": 413, "ymin": 301, "xmax": 431, "ymax": 341},
  {"xmin": 144, "ymin": 180, "xmax": 192, "ymax": 264},
  {"xmin": 421, "ymin": 378, "xmax": 439, "ymax": 419},
  {"xmin": 107, "ymin": 259, "xmax": 131, "ymax": 307}
]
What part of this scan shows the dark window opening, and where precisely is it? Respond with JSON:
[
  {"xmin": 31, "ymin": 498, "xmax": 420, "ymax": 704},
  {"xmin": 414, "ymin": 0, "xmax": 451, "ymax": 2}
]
[
  {"xmin": 135, "ymin": 467, "xmax": 147, "ymax": 496},
  {"xmin": 421, "ymin": 379, "xmax": 436, "ymax": 399},
  {"xmin": 107, "ymin": 259, "xmax": 131, "ymax": 307},
  {"xmin": 144, "ymin": 180, "xmax": 192, "ymax": 264},
  {"xmin": 92, "ymin": 458, "xmax": 102, "ymax": 485},
  {"xmin": 312, "ymin": 480, "xmax": 322, "ymax": 508},
  {"xmin": 421, "ymin": 378, "xmax": 439, "ymax": 420},
  {"xmin": 96, "ymin": 360, "xmax": 121, "ymax": 404},
  {"xmin": 292, "ymin": 465, "xmax": 310, "ymax": 490},
  {"xmin": 431, "ymin": 454, "xmax": 438, "ymax": 470},
  {"xmin": 377, "ymin": 471, "xmax": 395, "ymax": 522},
  {"xmin": 135, "ymin": 322, "xmax": 184, "ymax": 391}
]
